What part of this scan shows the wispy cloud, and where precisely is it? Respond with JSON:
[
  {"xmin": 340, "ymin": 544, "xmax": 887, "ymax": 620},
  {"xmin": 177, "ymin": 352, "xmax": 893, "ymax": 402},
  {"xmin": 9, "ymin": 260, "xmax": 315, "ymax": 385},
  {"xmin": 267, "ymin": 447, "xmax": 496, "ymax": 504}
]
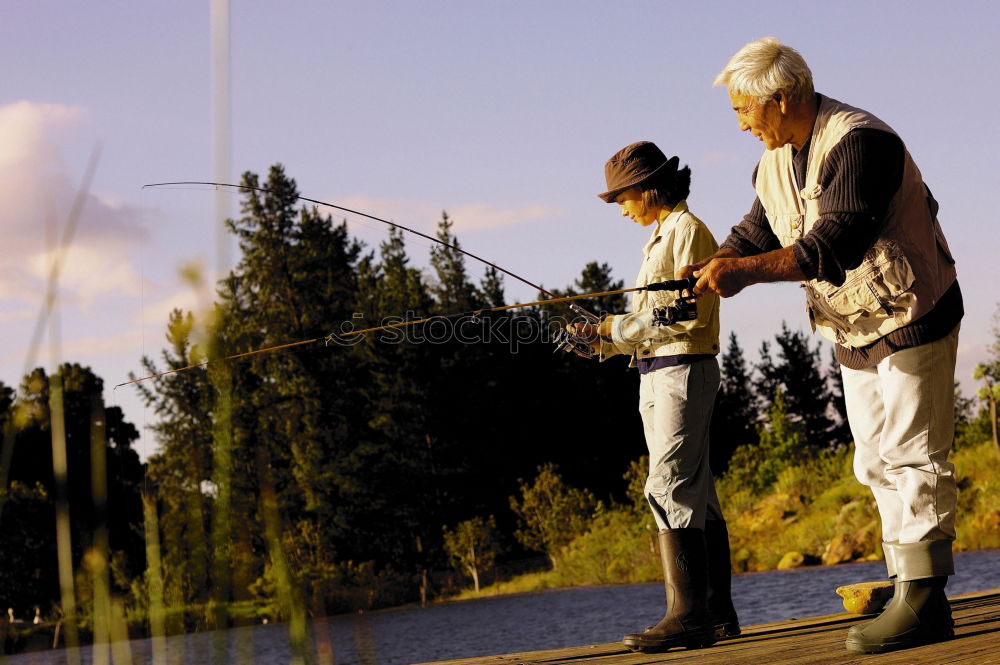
[
  {"xmin": 0, "ymin": 100, "xmax": 150, "ymax": 309},
  {"xmin": 448, "ymin": 202, "xmax": 557, "ymax": 230},
  {"xmin": 28, "ymin": 244, "xmax": 145, "ymax": 310},
  {"xmin": 329, "ymin": 195, "xmax": 560, "ymax": 233}
]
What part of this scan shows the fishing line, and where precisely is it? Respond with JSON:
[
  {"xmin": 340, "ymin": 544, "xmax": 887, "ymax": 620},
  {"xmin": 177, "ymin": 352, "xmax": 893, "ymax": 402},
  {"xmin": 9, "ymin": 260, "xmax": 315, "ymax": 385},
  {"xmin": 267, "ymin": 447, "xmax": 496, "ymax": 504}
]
[
  {"xmin": 137, "ymin": 185, "xmax": 148, "ymax": 459},
  {"xmin": 119, "ymin": 180, "xmax": 667, "ymax": 387},
  {"xmin": 141, "ymin": 182, "xmax": 507, "ymax": 285},
  {"xmin": 143, "ymin": 181, "xmax": 557, "ymax": 297}
]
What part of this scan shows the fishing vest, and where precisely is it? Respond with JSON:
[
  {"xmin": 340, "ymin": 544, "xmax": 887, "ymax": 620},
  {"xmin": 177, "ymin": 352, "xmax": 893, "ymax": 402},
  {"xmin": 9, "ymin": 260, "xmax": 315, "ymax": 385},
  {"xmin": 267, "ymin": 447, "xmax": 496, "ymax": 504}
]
[{"xmin": 754, "ymin": 95, "xmax": 957, "ymax": 348}]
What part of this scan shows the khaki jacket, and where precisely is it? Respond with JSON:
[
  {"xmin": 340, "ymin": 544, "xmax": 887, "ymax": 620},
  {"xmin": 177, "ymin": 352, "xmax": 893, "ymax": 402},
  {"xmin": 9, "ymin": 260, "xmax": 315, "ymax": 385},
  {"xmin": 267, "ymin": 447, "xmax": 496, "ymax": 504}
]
[{"xmin": 601, "ymin": 201, "xmax": 721, "ymax": 364}]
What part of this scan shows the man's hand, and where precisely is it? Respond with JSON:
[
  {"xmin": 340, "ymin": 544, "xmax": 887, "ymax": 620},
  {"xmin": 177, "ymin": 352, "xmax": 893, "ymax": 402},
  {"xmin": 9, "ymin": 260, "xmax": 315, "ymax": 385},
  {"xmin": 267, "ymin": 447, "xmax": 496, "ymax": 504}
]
[
  {"xmin": 688, "ymin": 246, "xmax": 806, "ymax": 297},
  {"xmin": 676, "ymin": 259, "xmax": 710, "ymax": 281},
  {"xmin": 675, "ymin": 247, "xmax": 749, "ymax": 298},
  {"xmin": 677, "ymin": 247, "xmax": 741, "ymax": 282},
  {"xmin": 693, "ymin": 258, "xmax": 751, "ymax": 298}
]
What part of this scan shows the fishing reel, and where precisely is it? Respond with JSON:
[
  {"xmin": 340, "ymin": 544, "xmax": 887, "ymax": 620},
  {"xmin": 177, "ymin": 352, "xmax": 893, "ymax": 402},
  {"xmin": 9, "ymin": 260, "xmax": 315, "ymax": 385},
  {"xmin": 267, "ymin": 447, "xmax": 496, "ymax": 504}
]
[
  {"xmin": 649, "ymin": 276, "xmax": 699, "ymax": 327},
  {"xmin": 553, "ymin": 277, "xmax": 699, "ymax": 358},
  {"xmin": 552, "ymin": 304, "xmax": 604, "ymax": 359},
  {"xmin": 651, "ymin": 297, "xmax": 698, "ymax": 326}
]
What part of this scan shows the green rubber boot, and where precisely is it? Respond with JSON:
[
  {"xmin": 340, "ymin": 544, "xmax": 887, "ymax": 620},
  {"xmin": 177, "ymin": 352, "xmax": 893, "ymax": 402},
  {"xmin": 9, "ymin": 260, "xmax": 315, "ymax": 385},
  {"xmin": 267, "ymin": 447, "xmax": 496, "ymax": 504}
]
[
  {"xmin": 845, "ymin": 540, "xmax": 954, "ymax": 653},
  {"xmin": 883, "ymin": 540, "xmax": 898, "ymax": 580},
  {"xmin": 623, "ymin": 528, "xmax": 716, "ymax": 652},
  {"xmin": 848, "ymin": 540, "xmax": 897, "ymax": 642}
]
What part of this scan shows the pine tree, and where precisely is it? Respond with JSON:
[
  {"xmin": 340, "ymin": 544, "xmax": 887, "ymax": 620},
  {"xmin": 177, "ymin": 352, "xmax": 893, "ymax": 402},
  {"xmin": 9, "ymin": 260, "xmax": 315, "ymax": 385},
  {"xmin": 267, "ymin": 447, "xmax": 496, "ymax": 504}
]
[
  {"xmin": 526, "ymin": 261, "xmax": 641, "ymax": 500},
  {"xmin": 973, "ymin": 305, "xmax": 1000, "ymax": 458},
  {"xmin": 755, "ymin": 322, "xmax": 836, "ymax": 449},
  {"xmin": 218, "ymin": 165, "xmax": 368, "ymax": 598},
  {"xmin": 710, "ymin": 332, "xmax": 757, "ymax": 474},
  {"xmin": 127, "ymin": 163, "xmax": 684, "ymax": 608},
  {"xmin": 726, "ymin": 389, "xmax": 803, "ymax": 495},
  {"xmin": 139, "ymin": 164, "xmax": 370, "ymax": 610},
  {"xmin": 479, "ymin": 266, "xmax": 506, "ymax": 308},
  {"xmin": 826, "ymin": 348, "xmax": 853, "ymax": 449},
  {"xmin": 135, "ymin": 309, "xmax": 214, "ymax": 606},
  {"xmin": 351, "ymin": 225, "xmax": 466, "ymax": 600},
  {"xmin": 574, "ymin": 261, "xmax": 628, "ymax": 316},
  {"xmin": 546, "ymin": 261, "xmax": 627, "ymax": 322},
  {"xmin": 428, "ymin": 212, "xmax": 482, "ymax": 312},
  {"xmin": 3, "ymin": 365, "xmax": 144, "ymax": 611}
]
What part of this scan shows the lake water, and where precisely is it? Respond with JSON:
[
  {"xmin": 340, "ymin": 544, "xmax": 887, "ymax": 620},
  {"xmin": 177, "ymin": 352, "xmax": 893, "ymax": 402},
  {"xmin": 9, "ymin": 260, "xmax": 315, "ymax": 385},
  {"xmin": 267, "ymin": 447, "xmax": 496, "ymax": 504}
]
[{"xmin": 6, "ymin": 548, "xmax": 999, "ymax": 665}]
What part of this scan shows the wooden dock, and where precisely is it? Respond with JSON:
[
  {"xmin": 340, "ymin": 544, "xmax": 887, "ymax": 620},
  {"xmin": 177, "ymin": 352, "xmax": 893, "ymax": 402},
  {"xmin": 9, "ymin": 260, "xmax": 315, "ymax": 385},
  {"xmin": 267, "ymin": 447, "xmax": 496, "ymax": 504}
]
[{"xmin": 417, "ymin": 589, "xmax": 1000, "ymax": 665}]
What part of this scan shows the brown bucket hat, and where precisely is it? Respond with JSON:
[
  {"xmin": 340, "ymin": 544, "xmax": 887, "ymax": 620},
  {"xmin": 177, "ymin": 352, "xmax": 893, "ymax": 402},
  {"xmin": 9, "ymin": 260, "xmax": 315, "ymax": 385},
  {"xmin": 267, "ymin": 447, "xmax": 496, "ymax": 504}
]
[{"xmin": 598, "ymin": 141, "xmax": 679, "ymax": 203}]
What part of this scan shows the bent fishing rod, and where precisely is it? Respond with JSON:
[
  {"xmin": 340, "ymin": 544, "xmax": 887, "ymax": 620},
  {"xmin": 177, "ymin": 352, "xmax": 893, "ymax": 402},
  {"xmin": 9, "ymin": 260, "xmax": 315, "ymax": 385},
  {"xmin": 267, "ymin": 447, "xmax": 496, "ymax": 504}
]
[
  {"xmin": 118, "ymin": 181, "xmax": 697, "ymax": 389},
  {"xmin": 114, "ymin": 278, "xmax": 697, "ymax": 389}
]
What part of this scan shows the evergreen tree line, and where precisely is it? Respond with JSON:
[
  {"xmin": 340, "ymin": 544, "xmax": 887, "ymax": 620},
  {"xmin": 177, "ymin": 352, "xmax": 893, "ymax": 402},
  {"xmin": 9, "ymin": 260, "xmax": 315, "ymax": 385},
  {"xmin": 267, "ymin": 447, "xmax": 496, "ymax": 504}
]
[
  {"xmin": 129, "ymin": 165, "xmax": 647, "ymax": 617},
  {"xmin": 711, "ymin": 323, "xmax": 853, "ymax": 476},
  {"xmin": 0, "ymin": 365, "xmax": 145, "ymax": 620},
  {"xmin": 0, "ymin": 164, "xmax": 871, "ymax": 625}
]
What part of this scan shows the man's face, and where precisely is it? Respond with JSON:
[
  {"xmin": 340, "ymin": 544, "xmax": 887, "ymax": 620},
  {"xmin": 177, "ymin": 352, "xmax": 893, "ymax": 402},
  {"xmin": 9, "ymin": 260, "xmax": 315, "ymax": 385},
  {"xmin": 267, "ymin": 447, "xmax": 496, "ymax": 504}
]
[
  {"xmin": 729, "ymin": 90, "xmax": 789, "ymax": 150},
  {"xmin": 614, "ymin": 188, "xmax": 655, "ymax": 226}
]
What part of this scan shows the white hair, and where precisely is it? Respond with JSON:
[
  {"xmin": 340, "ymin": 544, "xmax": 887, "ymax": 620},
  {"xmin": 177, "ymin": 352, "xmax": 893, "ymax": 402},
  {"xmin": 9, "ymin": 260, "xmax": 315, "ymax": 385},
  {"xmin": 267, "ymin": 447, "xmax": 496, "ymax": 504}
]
[{"xmin": 714, "ymin": 37, "xmax": 814, "ymax": 103}]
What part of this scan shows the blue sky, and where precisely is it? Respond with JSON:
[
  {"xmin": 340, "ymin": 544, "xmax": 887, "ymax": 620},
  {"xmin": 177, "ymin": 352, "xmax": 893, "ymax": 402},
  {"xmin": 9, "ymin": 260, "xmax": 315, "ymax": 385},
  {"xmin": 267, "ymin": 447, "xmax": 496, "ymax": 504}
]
[{"xmin": 2, "ymin": 1, "xmax": 998, "ymax": 459}]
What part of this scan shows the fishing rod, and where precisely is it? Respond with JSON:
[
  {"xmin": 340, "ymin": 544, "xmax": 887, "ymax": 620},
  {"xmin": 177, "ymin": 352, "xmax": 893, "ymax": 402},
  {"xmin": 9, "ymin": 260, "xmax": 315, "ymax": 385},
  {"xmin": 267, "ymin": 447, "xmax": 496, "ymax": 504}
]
[
  {"xmin": 122, "ymin": 181, "xmax": 699, "ymax": 388},
  {"xmin": 332, "ymin": 275, "xmax": 696, "ymax": 345},
  {"xmin": 114, "ymin": 278, "xmax": 698, "ymax": 389},
  {"xmin": 146, "ymin": 181, "xmax": 646, "ymax": 341},
  {"xmin": 144, "ymin": 180, "xmax": 617, "ymax": 354}
]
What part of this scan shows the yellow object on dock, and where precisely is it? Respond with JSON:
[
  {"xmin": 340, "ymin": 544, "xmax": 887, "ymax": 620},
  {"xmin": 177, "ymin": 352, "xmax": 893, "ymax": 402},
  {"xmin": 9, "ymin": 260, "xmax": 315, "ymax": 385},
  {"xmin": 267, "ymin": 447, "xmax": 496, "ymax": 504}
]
[
  {"xmin": 834, "ymin": 580, "xmax": 894, "ymax": 614},
  {"xmin": 416, "ymin": 589, "xmax": 1000, "ymax": 665}
]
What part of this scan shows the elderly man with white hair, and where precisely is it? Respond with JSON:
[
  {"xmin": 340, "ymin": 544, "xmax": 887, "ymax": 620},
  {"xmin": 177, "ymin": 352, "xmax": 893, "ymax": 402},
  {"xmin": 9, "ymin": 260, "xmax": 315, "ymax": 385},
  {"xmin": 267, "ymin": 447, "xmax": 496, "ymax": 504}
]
[{"xmin": 681, "ymin": 37, "xmax": 963, "ymax": 654}]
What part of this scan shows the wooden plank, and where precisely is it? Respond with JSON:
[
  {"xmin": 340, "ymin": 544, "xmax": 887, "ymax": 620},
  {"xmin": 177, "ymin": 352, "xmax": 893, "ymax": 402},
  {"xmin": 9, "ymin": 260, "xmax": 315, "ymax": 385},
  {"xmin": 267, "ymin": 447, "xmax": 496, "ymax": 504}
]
[{"xmin": 415, "ymin": 589, "xmax": 1000, "ymax": 665}]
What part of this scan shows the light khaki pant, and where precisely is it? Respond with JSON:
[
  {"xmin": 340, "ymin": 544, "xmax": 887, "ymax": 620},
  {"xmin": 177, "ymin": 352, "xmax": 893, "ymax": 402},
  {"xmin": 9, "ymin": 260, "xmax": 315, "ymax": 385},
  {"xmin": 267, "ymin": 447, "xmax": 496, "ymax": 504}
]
[
  {"xmin": 841, "ymin": 326, "xmax": 960, "ymax": 544},
  {"xmin": 638, "ymin": 358, "xmax": 723, "ymax": 531}
]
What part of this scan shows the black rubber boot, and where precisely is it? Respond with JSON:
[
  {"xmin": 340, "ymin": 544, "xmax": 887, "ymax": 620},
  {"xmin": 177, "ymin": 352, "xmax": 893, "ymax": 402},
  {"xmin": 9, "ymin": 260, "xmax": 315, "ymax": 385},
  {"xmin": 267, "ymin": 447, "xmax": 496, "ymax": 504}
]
[
  {"xmin": 623, "ymin": 528, "xmax": 716, "ymax": 652},
  {"xmin": 845, "ymin": 540, "xmax": 954, "ymax": 653},
  {"xmin": 705, "ymin": 520, "xmax": 741, "ymax": 639}
]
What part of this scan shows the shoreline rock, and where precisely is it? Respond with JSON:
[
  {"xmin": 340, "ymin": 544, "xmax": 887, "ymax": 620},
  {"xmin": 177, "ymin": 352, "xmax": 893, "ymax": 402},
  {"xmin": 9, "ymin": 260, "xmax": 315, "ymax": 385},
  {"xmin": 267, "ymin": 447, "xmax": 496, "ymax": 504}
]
[{"xmin": 835, "ymin": 581, "xmax": 893, "ymax": 615}]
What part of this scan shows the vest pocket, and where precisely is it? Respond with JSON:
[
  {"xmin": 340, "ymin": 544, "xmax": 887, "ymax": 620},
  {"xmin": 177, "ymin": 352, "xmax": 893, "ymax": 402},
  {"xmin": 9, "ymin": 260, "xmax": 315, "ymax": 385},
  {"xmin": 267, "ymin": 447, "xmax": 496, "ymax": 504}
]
[
  {"xmin": 819, "ymin": 251, "xmax": 916, "ymax": 325},
  {"xmin": 767, "ymin": 212, "xmax": 805, "ymax": 245},
  {"xmin": 865, "ymin": 254, "xmax": 916, "ymax": 307}
]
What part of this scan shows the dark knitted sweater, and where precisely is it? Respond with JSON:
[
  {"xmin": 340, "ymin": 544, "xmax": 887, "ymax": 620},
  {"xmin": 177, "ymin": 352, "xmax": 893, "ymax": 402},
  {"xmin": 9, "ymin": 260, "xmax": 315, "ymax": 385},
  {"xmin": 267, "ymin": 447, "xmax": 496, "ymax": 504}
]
[{"xmin": 720, "ymin": 104, "xmax": 963, "ymax": 369}]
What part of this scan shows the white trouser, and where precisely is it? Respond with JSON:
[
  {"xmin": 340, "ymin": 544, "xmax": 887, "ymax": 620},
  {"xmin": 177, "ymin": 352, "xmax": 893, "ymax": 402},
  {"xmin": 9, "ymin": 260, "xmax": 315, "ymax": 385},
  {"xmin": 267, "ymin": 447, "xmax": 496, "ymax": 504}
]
[
  {"xmin": 638, "ymin": 358, "xmax": 723, "ymax": 531},
  {"xmin": 841, "ymin": 325, "xmax": 960, "ymax": 544}
]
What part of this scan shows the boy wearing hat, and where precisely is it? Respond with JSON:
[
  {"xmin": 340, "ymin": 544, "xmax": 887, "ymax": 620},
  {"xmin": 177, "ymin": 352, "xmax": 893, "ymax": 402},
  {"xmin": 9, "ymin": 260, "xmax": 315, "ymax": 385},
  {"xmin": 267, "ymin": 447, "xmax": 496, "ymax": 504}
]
[{"xmin": 573, "ymin": 141, "xmax": 737, "ymax": 652}]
